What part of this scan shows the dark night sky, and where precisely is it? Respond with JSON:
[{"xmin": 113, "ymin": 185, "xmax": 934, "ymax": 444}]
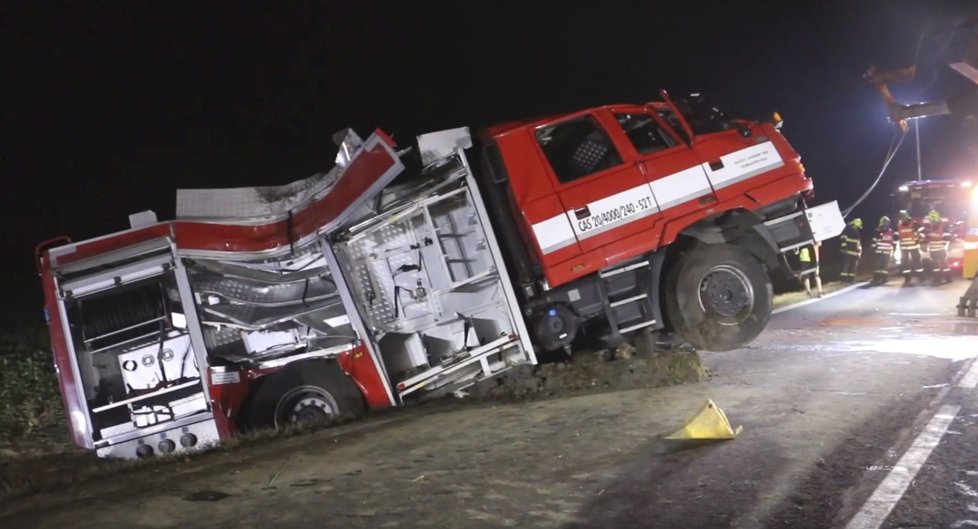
[{"xmin": 2, "ymin": 1, "xmax": 976, "ymax": 332}]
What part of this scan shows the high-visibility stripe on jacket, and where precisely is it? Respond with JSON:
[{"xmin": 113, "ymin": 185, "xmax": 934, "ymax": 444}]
[
  {"xmin": 925, "ymin": 222, "xmax": 949, "ymax": 252},
  {"xmin": 898, "ymin": 221, "xmax": 919, "ymax": 250},
  {"xmin": 873, "ymin": 228, "xmax": 894, "ymax": 253},
  {"xmin": 841, "ymin": 226, "xmax": 862, "ymax": 256}
]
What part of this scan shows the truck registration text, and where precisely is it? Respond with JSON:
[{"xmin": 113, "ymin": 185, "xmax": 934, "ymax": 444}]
[{"xmin": 577, "ymin": 196, "xmax": 655, "ymax": 233}]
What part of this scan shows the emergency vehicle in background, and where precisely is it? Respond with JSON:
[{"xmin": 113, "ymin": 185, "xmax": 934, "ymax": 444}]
[
  {"xmin": 891, "ymin": 179, "xmax": 973, "ymax": 274},
  {"xmin": 35, "ymin": 91, "xmax": 844, "ymax": 459}
]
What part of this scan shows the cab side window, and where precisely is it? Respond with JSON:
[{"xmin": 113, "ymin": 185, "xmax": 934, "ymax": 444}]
[
  {"xmin": 674, "ymin": 95, "xmax": 730, "ymax": 135},
  {"xmin": 535, "ymin": 115, "xmax": 623, "ymax": 184},
  {"xmin": 655, "ymin": 108, "xmax": 690, "ymax": 144},
  {"xmin": 614, "ymin": 112, "xmax": 678, "ymax": 155}
]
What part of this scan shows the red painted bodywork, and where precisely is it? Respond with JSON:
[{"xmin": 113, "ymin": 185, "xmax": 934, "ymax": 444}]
[
  {"xmin": 207, "ymin": 371, "xmax": 254, "ymax": 439},
  {"xmin": 487, "ymin": 103, "xmax": 812, "ymax": 289},
  {"xmin": 336, "ymin": 344, "xmax": 392, "ymax": 409}
]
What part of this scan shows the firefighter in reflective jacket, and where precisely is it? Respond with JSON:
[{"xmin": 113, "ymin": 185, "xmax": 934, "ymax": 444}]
[
  {"xmin": 840, "ymin": 218, "xmax": 863, "ymax": 284},
  {"xmin": 923, "ymin": 209, "xmax": 952, "ymax": 285},
  {"xmin": 898, "ymin": 210, "xmax": 924, "ymax": 285},
  {"xmin": 870, "ymin": 215, "xmax": 895, "ymax": 285}
]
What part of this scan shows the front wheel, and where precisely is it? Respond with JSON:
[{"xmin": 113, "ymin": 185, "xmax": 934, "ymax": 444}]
[{"xmin": 664, "ymin": 244, "xmax": 772, "ymax": 351}]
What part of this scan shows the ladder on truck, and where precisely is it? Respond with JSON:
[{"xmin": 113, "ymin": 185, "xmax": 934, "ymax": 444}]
[{"xmin": 598, "ymin": 259, "xmax": 661, "ymax": 340}]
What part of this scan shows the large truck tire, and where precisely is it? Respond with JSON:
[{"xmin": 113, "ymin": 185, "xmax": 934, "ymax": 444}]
[
  {"xmin": 242, "ymin": 360, "xmax": 365, "ymax": 431},
  {"xmin": 664, "ymin": 243, "xmax": 772, "ymax": 352}
]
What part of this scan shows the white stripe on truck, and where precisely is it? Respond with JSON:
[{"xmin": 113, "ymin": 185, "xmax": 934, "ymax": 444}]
[
  {"xmin": 531, "ymin": 141, "xmax": 783, "ymax": 254},
  {"xmin": 703, "ymin": 141, "xmax": 784, "ymax": 190}
]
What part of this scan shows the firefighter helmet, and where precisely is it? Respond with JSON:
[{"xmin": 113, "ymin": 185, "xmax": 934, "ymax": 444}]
[
  {"xmin": 899, "ymin": 209, "xmax": 909, "ymax": 221},
  {"xmin": 851, "ymin": 218, "xmax": 863, "ymax": 229},
  {"xmin": 927, "ymin": 209, "xmax": 940, "ymax": 222},
  {"xmin": 878, "ymin": 215, "xmax": 890, "ymax": 228}
]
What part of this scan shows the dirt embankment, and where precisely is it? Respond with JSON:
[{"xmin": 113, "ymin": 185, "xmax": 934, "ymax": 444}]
[{"xmin": 466, "ymin": 335, "xmax": 707, "ymax": 401}]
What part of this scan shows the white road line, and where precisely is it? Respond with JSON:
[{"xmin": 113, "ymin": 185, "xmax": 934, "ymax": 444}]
[
  {"xmin": 845, "ymin": 404, "xmax": 961, "ymax": 529},
  {"xmin": 959, "ymin": 360, "xmax": 978, "ymax": 388},
  {"xmin": 772, "ymin": 282, "xmax": 869, "ymax": 315}
]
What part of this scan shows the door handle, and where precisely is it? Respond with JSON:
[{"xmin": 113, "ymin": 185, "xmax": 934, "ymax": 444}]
[
  {"xmin": 574, "ymin": 206, "xmax": 591, "ymax": 220},
  {"xmin": 709, "ymin": 159, "xmax": 724, "ymax": 171}
]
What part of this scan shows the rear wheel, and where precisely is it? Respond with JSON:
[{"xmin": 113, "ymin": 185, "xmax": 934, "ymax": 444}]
[
  {"xmin": 664, "ymin": 244, "xmax": 772, "ymax": 351},
  {"xmin": 243, "ymin": 360, "xmax": 365, "ymax": 431}
]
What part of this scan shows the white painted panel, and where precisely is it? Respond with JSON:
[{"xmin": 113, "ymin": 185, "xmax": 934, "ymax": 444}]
[
  {"xmin": 532, "ymin": 213, "xmax": 577, "ymax": 253},
  {"xmin": 704, "ymin": 141, "xmax": 784, "ymax": 189},
  {"xmin": 649, "ymin": 164, "xmax": 713, "ymax": 210}
]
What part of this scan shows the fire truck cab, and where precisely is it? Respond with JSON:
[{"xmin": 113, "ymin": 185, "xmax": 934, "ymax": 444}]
[{"xmin": 480, "ymin": 92, "xmax": 840, "ymax": 353}]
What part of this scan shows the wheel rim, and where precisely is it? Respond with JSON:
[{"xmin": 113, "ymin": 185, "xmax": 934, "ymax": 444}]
[
  {"xmin": 698, "ymin": 264, "xmax": 754, "ymax": 325},
  {"xmin": 273, "ymin": 386, "xmax": 339, "ymax": 429}
]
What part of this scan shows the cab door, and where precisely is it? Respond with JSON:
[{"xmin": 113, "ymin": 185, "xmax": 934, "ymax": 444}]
[
  {"xmin": 534, "ymin": 111, "xmax": 656, "ymax": 255},
  {"xmin": 664, "ymin": 96, "xmax": 785, "ymax": 204},
  {"xmin": 608, "ymin": 107, "xmax": 716, "ymax": 224}
]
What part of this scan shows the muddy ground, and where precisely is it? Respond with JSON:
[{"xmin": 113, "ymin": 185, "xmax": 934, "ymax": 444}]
[
  {"xmin": 10, "ymin": 280, "xmax": 941, "ymax": 529},
  {"xmin": 0, "ymin": 328, "xmax": 707, "ymax": 502},
  {"xmin": 465, "ymin": 339, "xmax": 706, "ymax": 401}
]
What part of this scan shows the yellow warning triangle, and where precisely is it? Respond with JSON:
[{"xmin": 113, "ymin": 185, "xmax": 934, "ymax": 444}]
[{"xmin": 663, "ymin": 399, "xmax": 743, "ymax": 440}]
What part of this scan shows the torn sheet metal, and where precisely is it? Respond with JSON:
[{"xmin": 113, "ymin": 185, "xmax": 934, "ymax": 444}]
[{"xmin": 174, "ymin": 130, "xmax": 404, "ymax": 238}]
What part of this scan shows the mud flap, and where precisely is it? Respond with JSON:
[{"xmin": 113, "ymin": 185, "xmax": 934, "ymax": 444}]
[{"xmin": 663, "ymin": 399, "xmax": 743, "ymax": 440}]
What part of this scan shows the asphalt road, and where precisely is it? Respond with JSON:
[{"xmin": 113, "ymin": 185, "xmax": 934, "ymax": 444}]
[{"xmin": 1, "ymin": 279, "xmax": 975, "ymax": 529}]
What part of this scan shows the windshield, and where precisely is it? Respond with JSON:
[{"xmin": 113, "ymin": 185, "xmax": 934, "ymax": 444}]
[{"xmin": 896, "ymin": 183, "xmax": 971, "ymax": 222}]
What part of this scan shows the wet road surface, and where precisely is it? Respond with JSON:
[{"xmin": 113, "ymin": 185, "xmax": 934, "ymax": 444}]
[{"xmin": 1, "ymin": 280, "xmax": 974, "ymax": 529}]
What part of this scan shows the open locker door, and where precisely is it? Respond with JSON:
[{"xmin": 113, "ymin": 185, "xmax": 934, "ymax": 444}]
[{"xmin": 326, "ymin": 128, "xmax": 535, "ymax": 401}]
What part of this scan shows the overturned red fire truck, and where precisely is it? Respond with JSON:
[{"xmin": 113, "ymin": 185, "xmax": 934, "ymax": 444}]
[{"xmin": 36, "ymin": 92, "xmax": 844, "ymax": 458}]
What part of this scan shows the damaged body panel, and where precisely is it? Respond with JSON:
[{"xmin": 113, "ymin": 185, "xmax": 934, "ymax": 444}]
[
  {"xmin": 330, "ymin": 139, "xmax": 534, "ymax": 398},
  {"xmin": 39, "ymin": 128, "xmax": 536, "ymax": 458}
]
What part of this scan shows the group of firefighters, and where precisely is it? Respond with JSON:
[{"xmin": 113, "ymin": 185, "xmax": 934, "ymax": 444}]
[{"xmin": 798, "ymin": 209, "xmax": 954, "ymax": 297}]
